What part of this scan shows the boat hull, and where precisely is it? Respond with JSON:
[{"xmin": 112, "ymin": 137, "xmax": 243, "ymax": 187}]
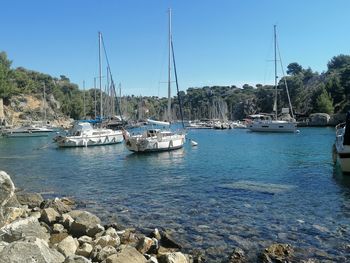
[
  {"xmin": 125, "ymin": 134, "xmax": 185, "ymax": 153},
  {"xmin": 248, "ymin": 121, "xmax": 297, "ymax": 133},
  {"xmin": 56, "ymin": 134, "xmax": 124, "ymax": 147}
]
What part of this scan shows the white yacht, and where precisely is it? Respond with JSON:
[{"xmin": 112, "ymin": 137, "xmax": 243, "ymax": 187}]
[
  {"xmin": 248, "ymin": 25, "xmax": 297, "ymax": 133},
  {"xmin": 333, "ymin": 112, "xmax": 350, "ymax": 173},
  {"xmin": 54, "ymin": 122, "xmax": 123, "ymax": 147},
  {"xmin": 123, "ymin": 120, "xmax": 185, "ymax": 152},
  {"xmin": 124, "ymin": 9, "xmax": 186, "ymax": 153}
]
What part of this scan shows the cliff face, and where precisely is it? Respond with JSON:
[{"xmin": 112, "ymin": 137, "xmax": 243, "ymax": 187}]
[{"xmin": 2, "ymin": 94, "xmax": 71, "ymax": 128}]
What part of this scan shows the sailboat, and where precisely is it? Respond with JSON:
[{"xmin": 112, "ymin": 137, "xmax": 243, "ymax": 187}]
[
  {"xmin": 54, "ymin": 32, "xmax": 124, "ymax": 147},
  {"xmin": 248, "ymin": 25, "xmax": 297, "ymax": 133},
  {"xmin": 123, "ymin": 8, "xmax": 186, "ymax": 153}
]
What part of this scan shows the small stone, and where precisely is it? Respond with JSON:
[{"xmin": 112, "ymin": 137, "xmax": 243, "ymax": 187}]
[
  {"xmin": 96, "ymin": 245, "xmax": 117, "ymax": 262},
  {"xmin": 78, "ymin": 235, "xmax": 93, "ymax": 245},
  {"xmin": 41, "ymin": 208, "xmax": 60, "ymax": 225},
  {"xmin": 61, "ymin": 213, "xmax": 74, "ymax": 229},
  {"xmin": 76, "ymin": 243, "xmax": 93, "ymax": 258},
  {"xmin": 53, "ymin": 223, "xmax": 65, "ymax": 233},
  {"xmin": 136, "ymin": 237, "xmax": 155, "ymax": 254},
  {"xmin": 158, "ymin": 252, "xmax": 188, "ymax": 263},
  {"xmin": 87, "ymin": 223, "xmax": 105, "ymax": 238},
  {"xmin": 227, "ymin": 247, "xmax": 245, "ymax": 263},
  {"xmin": 105, "ymin": 227, "xmax": 119, "ymax": 238},
  {"xmin": 57, "ymin": 235, "xmax": 79, "ymax": 257},
  {"xmin": 50, "ymin": 232, "xmax": 69, "ymax": 245},
  {"xmin": 149, "ymin": 228, "xmax": 161, "ymax": 240},
  {"xmin": 260, "ymin": 243, "xmax": 294, "ymax": 263},
  {"xmin": 94, "ymin": 234, "xmax": 120, "ymax": 248},
  {"xmin": 64, "ymin": 255, "xmax": 91, "ymax": 263}
]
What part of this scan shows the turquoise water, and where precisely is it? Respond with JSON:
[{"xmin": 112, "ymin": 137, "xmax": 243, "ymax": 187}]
[{"xmin": 1, "ymin": 127, "xmax": 350, "ymax": 261}]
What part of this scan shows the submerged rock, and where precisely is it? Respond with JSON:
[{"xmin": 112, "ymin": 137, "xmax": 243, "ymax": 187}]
[
  {"xmin": 260, "ymin": 243, "xmax": 294, "ymax": 263},
  {"xmin": 227, "ymin": 247, "xmax": 246, "ymax": 263},
  {"xmin": 0, "ymin": 237, "xmax": 65, "ymax": 263}
]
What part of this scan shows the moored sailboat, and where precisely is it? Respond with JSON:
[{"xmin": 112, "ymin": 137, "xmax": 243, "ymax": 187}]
[
  {"xmin": 248, "ymin": 25, "xmax": 297, "ymax": 133},
  {"xmin": 124, "ymin": 8, "xmax": 186, "ymax": 153}
]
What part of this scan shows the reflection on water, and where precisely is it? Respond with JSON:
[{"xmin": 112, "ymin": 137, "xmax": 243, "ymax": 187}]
[{"xmin": 0, "ymin": 127, "xmax": 350, "ymax": 261}]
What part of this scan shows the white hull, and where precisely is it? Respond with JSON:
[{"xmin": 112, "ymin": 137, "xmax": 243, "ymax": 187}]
[
  {"xmin": 125, "ymin": 132, "xmax": 185, "ymax": 153},
  {"xmin": 334, "ymin": 124, "xmax": 350, "ymax": 173},
  {"xmin": 3, "ymin": 126, "xmax": 55, "ymax": 137},
  {"xmin": 57, "ymin": 133, "xmax": 123, "ymax": 147},
  {"xmin": 5, "ymin": 132, "xmax": 50, "ymax": 137},
  {"xmin": 248, "ymin": 120, "xmax": 297, "ymax": 133}
]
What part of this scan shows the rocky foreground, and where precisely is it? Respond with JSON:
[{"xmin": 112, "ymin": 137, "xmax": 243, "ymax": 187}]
[{"xmin": 0, "ymin": 170, "xmax": 314, "ymax": 263}]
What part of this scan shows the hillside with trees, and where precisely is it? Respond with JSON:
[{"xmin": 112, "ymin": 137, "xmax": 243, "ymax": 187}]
[{"xmin": 1, "ymin": 51, "xmax": 350, "ymax": 124}]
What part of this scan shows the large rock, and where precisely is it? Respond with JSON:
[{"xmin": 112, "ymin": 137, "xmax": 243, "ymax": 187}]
[
  {"xmin": 158, "ymin": 252, "xmax": 188, "ymax": 263},
  {"xmin": 56, "ymin": 235, "xmax": 79, "ymax": 257},
  {"xmin": 136, "ymin": 236, "xmax": 155, "ymax": 254},
  {"xmin": 160, "ymin": 231, "xmax": 182, "ymax": 249},
  {"xmin": 260, "ymin": 243, "xmax": 294, "ymax": 263},
  {"xmin": 105, "ymin": 246, "xmax": 146, "ymax": 263},
  {"xmin": 96, "ymin": 245, "xmax": 117, "ymax": 262},
  {"xmin": 0, "ymin": 237, "xmax": 65, "ymax": 263},
  {"xmin": 0, "ymin": 216, "xmax": 49, "ymax": 242},
  {"xmin": 16, "ymin": 192, "xmax": 44, "ymax": 208},
  {"xmin": 309, "ymin": 113, "xmax": 330, "ymax": 126},
  {"xmin": 68, "ymin": 210, "xmax": 101, "ymax": 237},
  {"xmin": 0, "ymin": 171, "xmax": 19, "ymax": 227},
  {"xmin": 2, "ymin": 206, "xmax": 27, "ymax": 225}
]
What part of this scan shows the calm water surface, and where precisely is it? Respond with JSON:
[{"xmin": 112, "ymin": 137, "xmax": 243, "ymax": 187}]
[{"xmin": 1, "ymin": 127, "xmax": 350, "ymax": 261}]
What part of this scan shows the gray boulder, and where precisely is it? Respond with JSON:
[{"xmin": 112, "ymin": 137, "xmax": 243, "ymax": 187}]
[
  {"xmin": 94, "ymin": 234, "xmax": 120, "ymax": 248},
  {"xmin": 56, "ymin": 235, "xmax": 79, "ymax": 257},
  {"xmin": 309, "ymin": 113, "xmax": 330, "ymax": 126},
  {"xmin": 16, "ymin": 192, "xmax": 43, "ymax": 208},
  {"xmin": 136, "ymin": 236, "xmax": 155, "ymax": 254},
  {"xmin": 0, "ymin": 171, "xmax": 19, "ymax": 227},
  {"xmin": 0, "ymin": 237, "xmax": 65, "ymax": 263},
  {"xmin": 41, "ymin": 197, "xmax": 74, "ymax": 214},
  {"xmin": 96, "ymin": 245, "xmax": 117, "ymax": 262},
  {"xmin": 76, "ymin": 242, "xmax": 93, "ymax": 258},
  {"xmin": 105, "ymin": 245, "xmax": 146, "ymax": 263},
  {"xmin": 64, "ymin": 255, "xmax": 92, "ymax": 263},
  {"xmin": 0, "ymin": 216, "xmax": 49, "ymax": 242},
  {"xmin": 68, "ymin": 210, "xmax": 101, "ymax": 237}
]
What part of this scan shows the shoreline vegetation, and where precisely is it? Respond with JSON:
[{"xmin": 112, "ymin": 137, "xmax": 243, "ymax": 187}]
[
  {"xmin": 1, "ymin": 51, "xmax": 350, "ymax": 126},
  {"xmin": 0, "ymin": 170, "xmax": 337, "ymax": 263}
]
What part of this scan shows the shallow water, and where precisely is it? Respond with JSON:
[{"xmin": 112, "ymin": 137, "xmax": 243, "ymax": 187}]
[{"xmin": 1, "ymin": 127, "xmax": 349, "ymax": 261}]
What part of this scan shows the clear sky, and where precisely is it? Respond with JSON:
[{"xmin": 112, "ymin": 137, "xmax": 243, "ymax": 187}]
[{"xmin": 1, "ymin": 1, "xmax": 349, "ymax": 97}]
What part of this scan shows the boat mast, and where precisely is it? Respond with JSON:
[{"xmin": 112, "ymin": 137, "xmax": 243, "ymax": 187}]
[
  {"xmin": 274, "ymin": 25, "xmax": 278, "ymax": 121},
  {"xmin": 98, "ymin": 31, "xmax": 103, "ymax": 120},
  {"xmin": 83, "ymin": 80, "xmax": 86, "ymax": 118},
  {"xmin": 43, "ymin": 82, "xmax": 46, "ymax": 124},
  {"xmin": 167, "ymin": 8, "xmax": 172, "ymax": 122}
]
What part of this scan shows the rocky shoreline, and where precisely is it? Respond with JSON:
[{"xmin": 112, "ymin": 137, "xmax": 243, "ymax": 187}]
[{"xmin": 0, "ymin": 170, "xmax": 328, "ymax": 263}]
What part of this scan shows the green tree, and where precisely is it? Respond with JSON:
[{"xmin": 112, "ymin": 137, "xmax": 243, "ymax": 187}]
[
  {"xmin": 287, "ymin": 62, "xmax": 303, "ymax": 76},
  {"xmin": 0, "ymin": 52, "xmax": 16, "ymax": 99},
  {"xmin": 327, "ymin": 54, "xmax": 350, "ymax": 71},
  {"xmin": 314, "ymin": 87, "xmax": 334, "ymax": 114}
]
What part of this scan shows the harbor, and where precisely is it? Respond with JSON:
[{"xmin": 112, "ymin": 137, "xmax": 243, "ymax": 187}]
[{"xmin": 1, "ymin": 127, "xmax": 349, "ymax": 261}]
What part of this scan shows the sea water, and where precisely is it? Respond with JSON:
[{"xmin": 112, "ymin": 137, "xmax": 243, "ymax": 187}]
[{"xmin": 0, "ymin": 127, "xmax": 349, "ymax": 261}]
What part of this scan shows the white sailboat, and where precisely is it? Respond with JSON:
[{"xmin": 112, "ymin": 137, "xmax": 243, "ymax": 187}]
[
  {"xmin": 248, "ymin": 25, "xmax": 297, "ymax": 133},
  {"xmin": 54, "ymin": 32, "xmax": 123, "ymax": 147},
  {"xmin": 123, "ymin": 8, "xmax": 186, "ymax": 153},
  {"xmin": 333, "ymin": 111, "xmax": 350, "ymax": 173}
]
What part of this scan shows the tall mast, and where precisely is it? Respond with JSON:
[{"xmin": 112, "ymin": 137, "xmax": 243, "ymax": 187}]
[
  {"xmin": 94, "ymin": 77, "xmax": 97, "ymax": 118},
  {"xmin": 83, "ymin": 80, "xmax": 86, "ymax": 118},
  {"xmin": 98, "ymin": 31, "xmax": 103, "ymax": 119},
  {"xmin": 167, "ymin": 8, "xmax": 172, "ymax": 122},
  {"xmin": 43, "ymin": 82, "xmax": 46, "ymax": 124},
  {"xmin": 274, "ymin": 25, "xmax": 278, "ymax": 121}
]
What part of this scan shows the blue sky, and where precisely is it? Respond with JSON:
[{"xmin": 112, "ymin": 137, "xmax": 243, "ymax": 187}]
[{"xmin": 1, "ymin": 1, "xmax": 349, "ymax": 96}]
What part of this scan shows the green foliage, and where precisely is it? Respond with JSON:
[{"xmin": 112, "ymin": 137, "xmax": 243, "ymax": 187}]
[
  {"xmin": 287, "ymin": 62, "xmax": 303, "ymax": 75},
  {"xmin": 314, "ymin": 86, "xmax": 334, "ymax": 114}
]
